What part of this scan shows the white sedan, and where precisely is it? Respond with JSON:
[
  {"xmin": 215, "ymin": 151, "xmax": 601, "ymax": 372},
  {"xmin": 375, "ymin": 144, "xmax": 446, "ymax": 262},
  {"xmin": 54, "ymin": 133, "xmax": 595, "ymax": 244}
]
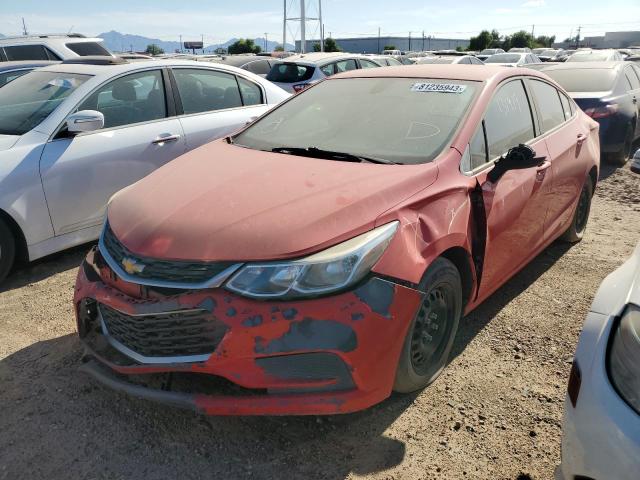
[
  {"xmin": 556, "ymin": 242, "xmax": 640, "ymax": 480},
  {"xmin": 0, "ymin": 57, "xmax": 289, "ymax": 281},
  {"xmin": 484, "ymin": 52, "xmax": 542, "ymax": 67}
]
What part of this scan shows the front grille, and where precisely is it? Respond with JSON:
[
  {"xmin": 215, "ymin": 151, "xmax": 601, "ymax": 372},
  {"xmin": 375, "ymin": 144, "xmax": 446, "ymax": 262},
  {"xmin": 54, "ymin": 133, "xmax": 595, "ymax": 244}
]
[
  {"xmin": 99, "ymin": 304, "xmax": 227, "ymax": 360},
  {"xmin": 101, "ymin": 222, "xmax": 237, "ymax": 285}
]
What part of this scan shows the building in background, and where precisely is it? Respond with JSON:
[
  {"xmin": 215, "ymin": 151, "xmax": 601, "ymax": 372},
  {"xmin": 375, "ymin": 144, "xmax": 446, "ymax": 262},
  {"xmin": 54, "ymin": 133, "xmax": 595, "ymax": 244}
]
[
  {"xmin": 554, "ymin": 30, "xmax": 640, "ymax": 49},
  {"xmin": 296, "ymin": 35, "xmax": 470, "ymax": 54}
]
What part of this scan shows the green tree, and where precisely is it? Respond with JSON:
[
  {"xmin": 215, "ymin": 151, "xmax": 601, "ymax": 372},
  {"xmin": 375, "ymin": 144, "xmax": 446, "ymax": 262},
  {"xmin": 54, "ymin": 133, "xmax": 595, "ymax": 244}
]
[
  {"xmin": 313, "ymin": 38, "xmax": 341, "ymax": 52},
  {"xmin": 534, "ymin": 35, "xmax": 556, "ymax": 48},
  {"xmin": 469, "ymin": 30, "xmax": 493, "ymax": 51},
  {"xmin": 274, "ymin": 45, "xmax": 285, "ymax": 52},
  {"xmin": 383, "ymin": 45, "xmax": 397, "ymax": 51},
  {"xmin": 228, "ymin": 38, "xmax": 262, "ymax": 55},
  {"xmin": 509, "ymin": 30, "xmax": 535, "ymax": 49},
  {"xmin": 145, "ymin": 44, "xmax": 164, "ymax": 55},
  {"xmin": 490, "ymin": 29, "xmax": 501, "ymax": 46},
  {"xmin": 456, "ymin": 46, "xmax": 464, "ymax": 52}
]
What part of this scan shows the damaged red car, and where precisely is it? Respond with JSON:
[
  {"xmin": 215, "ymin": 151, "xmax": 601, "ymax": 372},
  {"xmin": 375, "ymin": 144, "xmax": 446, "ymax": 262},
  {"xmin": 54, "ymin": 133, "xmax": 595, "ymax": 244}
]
[{"xmin": 75, "ymin": 65, "xmax": 600, "ymax": 415}]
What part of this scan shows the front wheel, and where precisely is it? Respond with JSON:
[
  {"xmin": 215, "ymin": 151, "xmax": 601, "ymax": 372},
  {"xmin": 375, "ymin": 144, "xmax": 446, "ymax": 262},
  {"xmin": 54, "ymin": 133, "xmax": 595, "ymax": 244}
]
[
  {"xmin": 0, "ymin": 218, "xmax": 16, "ymax": 283},
  {"xmin": 560, "ymin": 179, "xmax": 593, "ymax": 243},
  {"xmin": 393, "ymin": 257, "xmax": 462, "ymax": 393}
]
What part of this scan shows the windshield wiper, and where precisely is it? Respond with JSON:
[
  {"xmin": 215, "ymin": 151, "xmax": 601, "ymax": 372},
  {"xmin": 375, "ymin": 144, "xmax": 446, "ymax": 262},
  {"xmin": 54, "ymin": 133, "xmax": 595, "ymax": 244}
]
[{"xmin": 271, "ymin": 146, "xmax": 398, "ymax": 165}]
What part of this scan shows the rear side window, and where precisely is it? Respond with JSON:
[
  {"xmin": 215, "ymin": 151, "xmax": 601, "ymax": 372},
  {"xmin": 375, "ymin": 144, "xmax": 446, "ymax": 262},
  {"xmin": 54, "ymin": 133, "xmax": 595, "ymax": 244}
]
[
  {"xmin": 78, "ymin": 70, "xmax": 167, "ymax": 129},
  {"xmin": 66, "ymin": 42, "xmax": 111, "ymax": 56},
  {"xmin": 359, "ymin": 59, "xmax": 380, "ymax": 69},
  {"xmin": 530, "ymin": 80, "xmax": 566, "ymax": 132},
  {"xmin": 484, "ymin": 80, "xmax": 535, "ymax": 158},
  {"xmin": 173, "ymin": 68, "xmax": 243, "ymax": 114},
  {"xmin": 266, "ymin": 63, "xmax": 314, "ymax": 83},
  {"xmin": 335, "ymin": 59, "xmax": 357, "ymax": 73},
  {"xmin": 4, "ymin": 44, "xmax": 49, "ymax": 61},
  {"xmin": 245, "ymin": 60, "xmax": 271, "ymax": 75},
  {"xmin": 237, "ymin": 76, "xmax": 263, "ymax": 106}
]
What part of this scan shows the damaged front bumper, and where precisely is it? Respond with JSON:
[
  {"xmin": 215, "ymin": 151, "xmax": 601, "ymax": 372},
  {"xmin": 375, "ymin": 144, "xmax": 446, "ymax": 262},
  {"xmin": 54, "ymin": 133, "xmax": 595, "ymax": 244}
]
[{"xmin": 74, "ymin": 248, "xmax": 424, "ymax": 415}]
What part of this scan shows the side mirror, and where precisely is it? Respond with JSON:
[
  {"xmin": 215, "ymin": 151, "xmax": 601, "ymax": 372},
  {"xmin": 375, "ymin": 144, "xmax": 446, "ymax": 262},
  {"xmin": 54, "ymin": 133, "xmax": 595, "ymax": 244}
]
[
  {"xmin": 488, "ymin": 144, "xmax": 546, "ymax": 183},
  {"xmin": 631, "ymin": 148, "xmax": 640, "ymax": 174},
  {"xmin": 66, "ymin": 110, "xmax": 104, "ymax": 134}
]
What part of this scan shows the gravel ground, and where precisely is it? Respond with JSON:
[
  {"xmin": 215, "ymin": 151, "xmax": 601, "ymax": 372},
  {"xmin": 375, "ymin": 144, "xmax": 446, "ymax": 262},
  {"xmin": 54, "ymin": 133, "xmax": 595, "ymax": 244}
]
[{"xmin": 1, "ymin": 163, "xmax": 639, "ymax": 480}]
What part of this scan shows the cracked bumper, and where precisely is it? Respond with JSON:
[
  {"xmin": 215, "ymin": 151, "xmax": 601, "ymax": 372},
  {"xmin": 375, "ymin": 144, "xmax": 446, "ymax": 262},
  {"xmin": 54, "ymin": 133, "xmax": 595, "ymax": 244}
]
[{"xmin": 74, "ymin": 248, "xmax": 424, "ymax": 415}]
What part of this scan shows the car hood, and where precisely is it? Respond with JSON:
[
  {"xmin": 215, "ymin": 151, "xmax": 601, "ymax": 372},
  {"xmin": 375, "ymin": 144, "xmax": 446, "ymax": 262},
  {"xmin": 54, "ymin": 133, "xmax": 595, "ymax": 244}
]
[
  {"xmin": 0, "ymin": 135, "xmax": 20, "ymax": 152},
  {"xmin": 108, "ymin": 140, "xmax": 439, "ymax": 262}
]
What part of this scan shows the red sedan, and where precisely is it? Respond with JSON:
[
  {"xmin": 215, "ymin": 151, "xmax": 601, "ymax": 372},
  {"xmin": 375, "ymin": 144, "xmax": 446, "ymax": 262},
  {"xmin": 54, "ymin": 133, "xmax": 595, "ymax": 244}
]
[{"xmin": 74, "ymin": 65, "xmax": 599, "ymax": 415}]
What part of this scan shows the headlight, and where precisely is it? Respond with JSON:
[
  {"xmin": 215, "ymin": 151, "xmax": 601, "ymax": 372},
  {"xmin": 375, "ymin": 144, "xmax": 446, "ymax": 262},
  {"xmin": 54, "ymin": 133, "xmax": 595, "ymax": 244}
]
[
  {"xmin": 609, "ymin": 304, "xmax": 640, "ymax": 414},
  {"xmin": 225, "ymin": 221, "xmax": 398, "ymax": 299}
]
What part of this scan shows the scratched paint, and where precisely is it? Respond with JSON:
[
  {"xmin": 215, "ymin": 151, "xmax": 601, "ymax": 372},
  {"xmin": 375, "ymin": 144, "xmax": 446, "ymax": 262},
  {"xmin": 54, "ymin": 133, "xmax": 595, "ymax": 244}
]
[{"xmin": 354, "ymin": 277, "xmax": 395, "ymax": 318}]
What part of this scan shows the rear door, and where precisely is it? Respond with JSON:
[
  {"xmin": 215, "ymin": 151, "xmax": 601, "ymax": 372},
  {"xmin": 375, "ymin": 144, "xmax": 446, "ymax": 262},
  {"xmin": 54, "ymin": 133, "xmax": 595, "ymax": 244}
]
[
  {"xmin": 469, "ymin": 78, "xmax": 553, "ymax": 296},
  {"xmin": 40, "ymin": 68, "xmax": 186, "ymax": 235},
  {"xmin": 170, "ymin": 67, "xmax": 270, "ymax": 150},
  {"xmin": 623, "ymin": 65, "xmax": 640, "ymax": 138}
]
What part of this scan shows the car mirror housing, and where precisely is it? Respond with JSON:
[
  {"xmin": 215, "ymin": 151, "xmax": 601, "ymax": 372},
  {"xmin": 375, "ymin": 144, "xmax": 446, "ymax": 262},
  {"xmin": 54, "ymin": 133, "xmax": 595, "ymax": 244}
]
[
  {"xmin": 66, "ymin": 110, "xmax": 105, "ymax": 134},
  {"xmin": 488, "ymin": 144, "xmax": 546, "ymax": 183}
]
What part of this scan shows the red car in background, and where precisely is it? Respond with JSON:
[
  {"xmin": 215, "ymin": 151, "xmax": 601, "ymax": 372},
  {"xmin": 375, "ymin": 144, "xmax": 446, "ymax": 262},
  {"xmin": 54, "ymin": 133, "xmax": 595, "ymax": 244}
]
[{"xmin": 74, "ymin": 65, "xmax": 599, "ymax": 415}]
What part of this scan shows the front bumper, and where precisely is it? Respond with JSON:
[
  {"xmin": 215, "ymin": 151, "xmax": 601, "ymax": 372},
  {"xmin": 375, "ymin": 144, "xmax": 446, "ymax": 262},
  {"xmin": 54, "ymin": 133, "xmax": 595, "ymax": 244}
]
[
  {"xmin": 74, "ymin": 248, "xmax": 424, "ymax": 415},
  {"xmin": 558, "ymin": 311, "xmax": 640, "ymax": 480}
]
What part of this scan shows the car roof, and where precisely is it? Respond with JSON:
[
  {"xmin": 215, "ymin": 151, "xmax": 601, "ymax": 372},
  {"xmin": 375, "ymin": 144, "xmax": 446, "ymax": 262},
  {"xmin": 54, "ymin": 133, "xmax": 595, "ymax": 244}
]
[
  {"xmin": 0, "ymin": 60, "xmax": 58, "ymax": 71},
  {"xmin": 0, "ymin": 34, "xmax": 104, "ymax": 45},
  {"xmin": 333, "ymin": 64, "xmax": 544, "ymax": 82},
  {"xmin": 537, "ymin": 61, "xmax": 626, "ymax": 71},
  {"xmin": 211, "ymin": 56, "xmax": 268, "ymax": 67},
  {"xmin": 275, "ymin": 52, "xmax": 361, "ymax": 65}
]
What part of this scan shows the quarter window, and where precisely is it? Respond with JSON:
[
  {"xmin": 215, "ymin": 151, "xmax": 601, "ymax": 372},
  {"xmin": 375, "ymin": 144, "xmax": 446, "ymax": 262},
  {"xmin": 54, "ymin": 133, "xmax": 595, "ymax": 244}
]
[
  {"xmin": 173, "ymin": 68, "xmax": 243, "ymax": 114},
  {"xmin": 484, "ymin": 80, "xmax": 535, "ymax": 159},
  {"xmin": 237, "ymin": 76, "xmax": 263, "ymax": 106},
  {"xmin": 530, "ymin": 80, "xmax": 566, "ymax": 132},
  {"xmin": 320, "ymin": 64, "xmax": 335, "ymax": 76},
  {"xmin": 559, "ymin": 91, "xmax": 572, "ymax": 120},
  {"xmin": 77, "ymin": 70, "xmax": 167, "ymax": 129},
  {"xmin": 469, "ymin": 123, "xmax": 488, "ymax": 170}
]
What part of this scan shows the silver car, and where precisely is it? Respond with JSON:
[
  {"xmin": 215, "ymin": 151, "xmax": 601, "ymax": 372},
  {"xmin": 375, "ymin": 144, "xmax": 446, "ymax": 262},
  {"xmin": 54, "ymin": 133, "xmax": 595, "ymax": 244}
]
[
  {"xmin": 0, "ymin": 57, "xmax": 289, "ymax": 281},
  {"xmin": 266, "ymin": 52, "xmax": 382, "ymax": 93}
]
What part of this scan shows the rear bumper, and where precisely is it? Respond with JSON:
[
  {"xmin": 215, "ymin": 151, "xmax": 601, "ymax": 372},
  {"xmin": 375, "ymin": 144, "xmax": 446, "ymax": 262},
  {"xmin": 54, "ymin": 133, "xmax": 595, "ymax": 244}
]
[{"xmin": 75, "ymin": 247, "xmax": 424, "ymax": 415}]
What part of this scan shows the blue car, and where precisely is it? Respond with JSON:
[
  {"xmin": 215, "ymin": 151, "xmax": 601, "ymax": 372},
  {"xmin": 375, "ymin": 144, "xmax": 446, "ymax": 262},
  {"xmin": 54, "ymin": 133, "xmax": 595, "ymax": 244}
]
[{"xmin": 541, "ymin": 61, "xmax": 640, "ymax": 165}]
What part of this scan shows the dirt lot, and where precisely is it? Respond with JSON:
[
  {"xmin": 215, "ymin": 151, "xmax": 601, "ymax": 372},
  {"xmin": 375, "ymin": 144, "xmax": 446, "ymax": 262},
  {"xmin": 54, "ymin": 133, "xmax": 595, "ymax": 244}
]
[{"xmin": 1, "ymin": 163, "xmax": 638, "ymax": 480}]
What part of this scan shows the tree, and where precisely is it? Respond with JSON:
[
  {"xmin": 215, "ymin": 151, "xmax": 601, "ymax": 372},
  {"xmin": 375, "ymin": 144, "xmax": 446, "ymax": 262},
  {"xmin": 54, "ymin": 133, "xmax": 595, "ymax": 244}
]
[
  {"xmin": 145, "ymin": 44, "xmax": 164, "ymax": 55},
  {"xmin": 228, "ymin": 38, "xmax": 261, "ymax": 55},
  {"xmin": 455, "ymin": 46, "xmax": 464, "ymax": 52},
  {"xmin": 469, "ymin": 30, "xmax": 493, "ymax": 51},
  {"xmin": 490, "ymin": 29, "xmax": 501, "ymax": 47},
  {"xmin": 313, "ymin": 37, "xmax": 340, "ymax": 52},
  {"xmin": 508, "ymin": 30, "xmax": 535, "ymax": 49},
  {"xmin": 274, "ymin": 45, "xmax": 285, "ymax": 52},
  {"xmin": 534, "ymin": 35, "xmax": 556, "ymax": 48},
  {"xmin": 383, "ymin": 45, "xmax": 397, "ymax": 51}
]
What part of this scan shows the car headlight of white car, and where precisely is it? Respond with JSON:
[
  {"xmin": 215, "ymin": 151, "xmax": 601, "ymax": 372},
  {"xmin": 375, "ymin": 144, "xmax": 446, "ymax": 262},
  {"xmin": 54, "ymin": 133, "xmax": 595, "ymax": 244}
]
[
  {"xmin": 609, "ymin": 304, "xmax": 640, "ymax": 414},
  {"xmin": 225, "ymin": 221, "xmax": 398, "ymax": 299}
]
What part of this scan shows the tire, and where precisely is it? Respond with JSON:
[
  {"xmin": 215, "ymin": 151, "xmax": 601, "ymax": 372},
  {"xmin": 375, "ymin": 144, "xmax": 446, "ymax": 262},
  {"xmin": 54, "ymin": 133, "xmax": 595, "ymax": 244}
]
[
  {"xmin": 560, "ymin": 178, "xmax": 593, "ymax": 243},
  {"xmin": 607, "ymin": 123, "xmax": 633, "ymax": 166},
  {"xmin": 393, "ymin": 257, "xmax": 462, "ymax": 393},
  {"xmin": 0, "ymin": 218, "xmax": 16, "ymax": 283}
]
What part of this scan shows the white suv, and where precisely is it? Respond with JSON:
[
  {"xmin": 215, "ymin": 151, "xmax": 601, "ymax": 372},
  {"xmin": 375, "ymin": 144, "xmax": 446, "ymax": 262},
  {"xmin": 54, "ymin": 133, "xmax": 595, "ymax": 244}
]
[
  {"xmin": 0, "ymin": 57, "xmax": 289, "ymax": 281},
  {"xmin": 0, "ymin": 34, "xmax": 112, "ymax": 61}
]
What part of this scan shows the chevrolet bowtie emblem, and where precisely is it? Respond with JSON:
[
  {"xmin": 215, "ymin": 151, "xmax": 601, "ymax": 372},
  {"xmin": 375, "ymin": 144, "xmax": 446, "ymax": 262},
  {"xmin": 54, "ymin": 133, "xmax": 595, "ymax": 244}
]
[{"xmin": 121, "ymin": 257, "xmax": 145, "ymax": 275}]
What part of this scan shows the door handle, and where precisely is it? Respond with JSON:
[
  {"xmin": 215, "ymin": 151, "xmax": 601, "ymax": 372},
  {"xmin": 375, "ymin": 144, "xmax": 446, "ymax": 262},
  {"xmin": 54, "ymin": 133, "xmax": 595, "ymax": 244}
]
[
  {"xmin": 576, "ymin": 133, "xmax": 587, "ymax": 145},
  {"xmin": 535, "ymin": 160, "xmax": 551, "ymax": 181},
  {"xmin": 151, "ymin": 133, "xmax": 180, "ymax": 145}
]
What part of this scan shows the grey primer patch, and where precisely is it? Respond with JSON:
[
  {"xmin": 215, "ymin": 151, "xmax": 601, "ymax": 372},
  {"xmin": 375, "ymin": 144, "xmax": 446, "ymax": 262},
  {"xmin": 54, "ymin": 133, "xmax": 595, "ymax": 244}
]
[
  {"xmin": 226, "ymin": 307, "xmax": 237, "ymax": 317},
  {"xmin": 282, "ymin": 308, "xmax": 298, "ymax": 320},
  {"xmin": 270, "ymin": 306, "xmax": 280, "ymax": 313},
  {"xmin": 255, "ymin": 318, "xmax": 357, "ymax": 354},
  {"xmin": 351, "ymin": 313, "xmax": 364, "ymax": 321},
  {"xmin": 354, "ymin": 278, "xmax": 395, "ymax": 318},
  {"xmin": 197, "ymin": 298, "xmax": 217, "ymax": 313},
  {"xmin": 242, "ymin": 315, "xmax": 263, "ymax": 327}
]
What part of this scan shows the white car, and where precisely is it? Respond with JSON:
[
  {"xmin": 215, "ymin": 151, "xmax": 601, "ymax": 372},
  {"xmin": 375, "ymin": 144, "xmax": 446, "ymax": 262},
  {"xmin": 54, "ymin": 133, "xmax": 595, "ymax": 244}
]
[
  {"xmin": 0, "ymin": 34, "xmax": 112, "ymax": 61},
  {"xmin": 484, "ymin": 52, "xmax": 542, "ymax": 67},
  {"xmin": 556, "ymin": 242, "xmax": 640, "ymax": 480},
  {"xmin": 0, "ymin": 57, "xmax": 289, "ymax": 281},
  {"xmin": 566, "ymin": 49, "xmax": 625, "ymax": 63}
]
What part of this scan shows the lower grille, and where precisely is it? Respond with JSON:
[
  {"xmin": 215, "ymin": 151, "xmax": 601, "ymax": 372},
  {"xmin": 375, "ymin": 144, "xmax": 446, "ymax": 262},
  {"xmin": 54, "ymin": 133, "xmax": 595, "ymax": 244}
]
[{"xmin": 99, "ymin": 304, "xmax": 227, "ymax": 361}]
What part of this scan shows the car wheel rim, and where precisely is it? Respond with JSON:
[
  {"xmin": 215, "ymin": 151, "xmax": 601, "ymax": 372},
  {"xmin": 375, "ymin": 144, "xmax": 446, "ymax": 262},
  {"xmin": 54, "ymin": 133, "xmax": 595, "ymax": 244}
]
[
  {"xmin": 575, "ymin": 185, "xmax": 590, "ymax": 233},
  {"xmin": 410, "ymin": 285, "xmax": 454, "ymax": 375}
]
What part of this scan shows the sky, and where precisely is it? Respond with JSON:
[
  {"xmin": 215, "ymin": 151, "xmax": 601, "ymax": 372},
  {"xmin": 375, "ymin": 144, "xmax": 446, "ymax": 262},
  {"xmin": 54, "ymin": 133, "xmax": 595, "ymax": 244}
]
[{"xmin": 1, "ymin": 0, "xmax": 639, "ymax": 44}]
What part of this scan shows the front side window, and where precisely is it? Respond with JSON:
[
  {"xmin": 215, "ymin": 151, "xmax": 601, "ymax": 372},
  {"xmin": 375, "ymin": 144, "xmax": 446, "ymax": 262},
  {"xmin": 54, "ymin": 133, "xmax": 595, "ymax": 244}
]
[
  {"xmin": 0, "ymin": 71, "xmax": 90, "ymax": 135},
  {"xmin": 4, "ymin": 44, "xmax": 49, "ymax": 61},
  {"xmin": 66, "ymin": 42, "xmax": 111, "ymax": 56},
  {"xmin": 484, "ymin": 80, "xmax": 535, "ymax": 159},
  {"xmin": 233, "ymin": 77, "xmax": 478, "ymax": 165},
  {"xmin": 530, "ymin": 80, "xmax": 566, "ymax": 132},
  {"xmin": 173, "ymin": 68, "xmax": 243, "ymax": 114},
  {"xmin": 78, "ymin": 70, "xmax": 166, "ymax": 129},
  {"xmin": 335, "ymin": 59, "xmax": 357, "ymax": 73}
]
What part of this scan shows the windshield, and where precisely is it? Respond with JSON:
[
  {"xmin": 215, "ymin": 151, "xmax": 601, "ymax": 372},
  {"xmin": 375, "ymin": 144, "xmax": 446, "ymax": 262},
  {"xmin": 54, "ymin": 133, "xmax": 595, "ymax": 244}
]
[
  {"xmin": 234, "ymin": 77, "xmax": 478, "ymax": 165},
  {"xmin": 485, "ymin": 53, "xmax": 521, "ymax": 63},
  {"xmin": 266, "ymin": 63, "xmax": 315, "ymax": 83},
  {"xmin": 542, "ymin": 68, "xmax": 617, "ymax": 92},
  {"xmin": 0, "ymin": 71, "xmax": 90, "ymax": 135}
]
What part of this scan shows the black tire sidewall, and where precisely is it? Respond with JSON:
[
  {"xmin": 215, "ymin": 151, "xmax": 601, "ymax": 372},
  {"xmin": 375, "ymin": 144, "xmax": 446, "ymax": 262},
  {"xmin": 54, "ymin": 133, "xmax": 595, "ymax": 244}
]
[
  {"xmin": 0, "ymin": 218, "xmax": 15, "ymax": 283},
  {"xmin": 608, "ymin": 124, "xmax": 633, "ymax": 166},
  {"xmin": 393, "ymin": 257, "xmax": 462, "ymax": 393},
  {"xmin": 561, "ymin": 178, "xmax": 593, "ymax": 243}
]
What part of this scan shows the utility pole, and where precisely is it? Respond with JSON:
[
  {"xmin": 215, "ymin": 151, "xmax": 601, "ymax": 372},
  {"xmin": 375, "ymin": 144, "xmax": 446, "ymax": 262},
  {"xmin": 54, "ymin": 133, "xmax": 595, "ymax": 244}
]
[
  {"xmin": 378, "ymin": 27, "xmax": 381, "ymax": 54},
  {"xmin": 22, "ymin": 17, "xmax": 28, "ymax": 36},
  {"xmin": 201, "ymin": 34, "xmax": 204, "ymax": 53},
  {"xmin": 531, "ymin": 24, "xmax": 535, "ymax": 38},
  {"xmin": 284, "ymin": 0, "xmax": 322, "ymax": 53},
  {"xmin": 319, "ymin": 0, "xmax": 323, "ymax": 52},
  {"xmin": 283, "ymin": 0, "xmax": 287, "ymax": 51},
  {"xmin": 408, "ymin": 31, "xmax": 411, "ymax": 51},
  {"xmin": 422, "ymin": 30, "xmax": 425, "ymax": 51},
  {"xmin": 179, "ymin": 35, "xmax": 182, "ymax": 53},
  {"xmin": 575, "ymin": 26, "xmax": 581, "ymax": 49},
  {"xmin": 300, "ymin": 0, "xmax": 306, "ymax": 53},
  {"xmin": 264, "ymin": 32, "xmax": 268, "ymax": 52}
]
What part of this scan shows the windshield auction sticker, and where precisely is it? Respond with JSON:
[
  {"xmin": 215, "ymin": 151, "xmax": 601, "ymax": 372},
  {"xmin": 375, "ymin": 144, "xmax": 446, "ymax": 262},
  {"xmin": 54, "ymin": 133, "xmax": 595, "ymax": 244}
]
[{"xmin": 410, "ymin": 82, "xmax": 467, "ymax": 93}]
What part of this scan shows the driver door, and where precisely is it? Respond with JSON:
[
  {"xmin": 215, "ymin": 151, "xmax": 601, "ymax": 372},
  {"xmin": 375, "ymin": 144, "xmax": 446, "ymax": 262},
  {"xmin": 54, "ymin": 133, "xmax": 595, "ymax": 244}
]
[{"xmin": 40, "ymin": 68, "xmax": 186, "ymax": 235}]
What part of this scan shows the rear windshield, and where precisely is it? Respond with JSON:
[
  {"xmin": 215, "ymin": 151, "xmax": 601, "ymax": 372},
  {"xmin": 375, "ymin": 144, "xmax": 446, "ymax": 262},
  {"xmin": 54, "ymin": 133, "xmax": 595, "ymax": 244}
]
[
  {"xmin": 234, "ymin": 77, "xmax": 478, "ymax": 165},
  {"xmin": 266, "ymin": 63, "xmax": 315, "ymax": 83},
  {"xmin": 485, "ymin": 54, "xmax": 521, "ymax": 63},
  {"xmin": 542, "ymin": 68, "xmax": 617, "ymax": 92},
  {"xmin": 566, "ymin": 51, "xmax": 612, "ymax": 62},
  {"xmin": 66, "ymin": 42, "xmax": 111, "ymax": 56},
  {"xmin": 0, "ymin": 71, "xmax": 90, "ymax": 135},
  {"xmin": 419, "ymin": 57, "xmax": 455, "ymax": 64}
]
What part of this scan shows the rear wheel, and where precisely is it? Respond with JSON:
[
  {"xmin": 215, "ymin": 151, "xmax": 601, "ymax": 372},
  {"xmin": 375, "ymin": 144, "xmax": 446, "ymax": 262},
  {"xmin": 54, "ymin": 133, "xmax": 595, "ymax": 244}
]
[
  {"xmin": 0, "ymin": 218, "xmax": 16, "ymax": 283},
  {"xmin": 393, "ymin": 257, "xmax": 462, "ymax": 393},
  {"xmin": 607, "ymin": 123, "xmax": 633, "ymax": 166},
  {"xmin": 560, "ymin": 178, "xmax": 593, "ymax": 243}
]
